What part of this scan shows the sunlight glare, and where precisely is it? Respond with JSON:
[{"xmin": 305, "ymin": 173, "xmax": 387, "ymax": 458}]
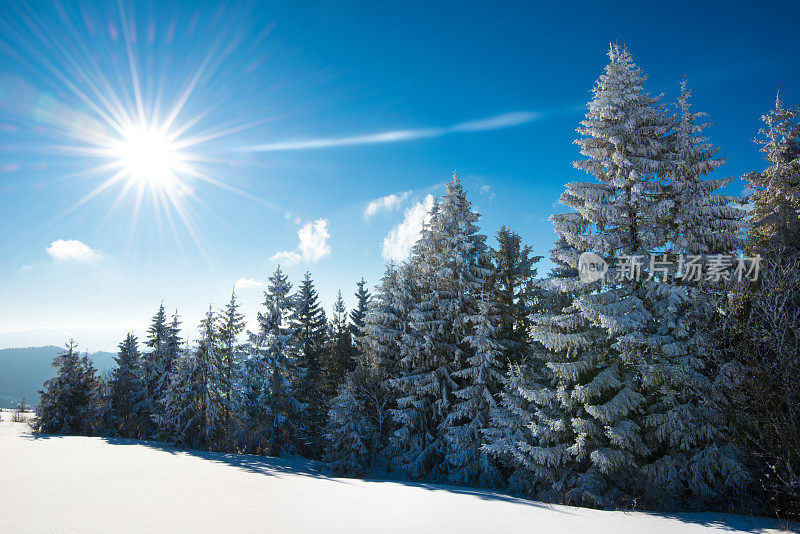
[{"xmin": 112, "ymin": 124, "xmax": 181, "ymax": 188}]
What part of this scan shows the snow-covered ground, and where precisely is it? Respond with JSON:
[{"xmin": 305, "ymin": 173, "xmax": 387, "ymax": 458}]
[{"xmin": 0, "ymin": 418, "xmax": 795, "ymax": 533}]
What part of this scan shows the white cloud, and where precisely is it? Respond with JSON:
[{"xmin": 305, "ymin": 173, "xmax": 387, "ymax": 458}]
[
  {"xmin": 271, "ymin": 219, "xmax": 331, "ymax": 265},
  {"xmin": 245, "ymin": 111, "xmax": 542, "ymax": 152},
  {"xmin": 298, "ymin": 219, "xmax": 331, "ymax": 261},
  {"xmin": 234, "ymin": 277, "xmax": 265, "ymax": 291},
  {"xmin": 364, "ymin": 191, "xmax": 411, "ymax": 219},
  {"xmin": 479, "ymin": 184, "xmax": 495, "ymax": 201},
  {"xmin": 46, "ymin": 239, "xmax": 102, "ymax": 262},
  {"xmin": 271, "ymin": 251, "xmax": 302, "ymax": 266},
  {"xmin": 382, "ymin": 194, "xmax": 435, "ymax": 262}
]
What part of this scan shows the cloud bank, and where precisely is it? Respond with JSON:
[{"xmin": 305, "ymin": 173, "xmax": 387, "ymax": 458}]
[
  {"xmin": 46, "ymin": 239, "xmax": 102, "ymax": 262},
  {"xmin": 382, "ymin": 195, "xmax": 434, "ymax": 262},
  {"xmin": 271, "ymin": 219, "xmax": 331, "ymax": 266}
]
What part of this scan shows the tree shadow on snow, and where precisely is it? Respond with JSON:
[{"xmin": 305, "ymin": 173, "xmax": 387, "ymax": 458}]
[
  {"xmin": 23, "ymin": 433, "xmax": 564, "ymax": 510},
  {"xmin": 23, "ymin": 432, "xmax": 344, "ymax": 483},
  {"xmin": 649, "ymin": 511, "xmax": 799, "ymax": 533},
  {"xmin": 358, "ymin": 468, "xmax": 797, "ymax": 532},
  {"xmin": 21, "ymin": 433, "xmax": 799, "ymax": 531},
  {"xmin": 361, "ymin": 475, "xmax": 572, "ymax": 512}
]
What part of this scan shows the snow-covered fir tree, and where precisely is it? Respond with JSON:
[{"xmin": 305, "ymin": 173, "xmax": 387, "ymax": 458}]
[
  {"xmin": 108, "ymin": 333, "xmax": 147, "ymax": 438},
  {"xmin": 80, "ymin": 353, "xmax": 102, "ymax": 432},
  {"xmin": 390, "ymin": 175, "xmax": 493, "ymax": 481},
  {"xmin": 526, "ymin": 44, "xmax": 674, "ymax": 506},
  {"xmin": 360, "ymin": 263, "xmax": 404, "ymax": 373},
  {"xmin": 744, "ymin": 93, "xmax": 800, "ymax": 259},
  {"xmin": 141, "ymin": 303, "xmax": 169, "ymax": 434},
  {"xmin": 483, "ymin": 228, "xmax": 548, "ymax": 490},
  {"xmin": 521, "ymin": 46, "xmax": 748, "ymax": 508},
  {"xmin": 493, "ymin": 237, "xmax": 583, "ymax": 496},
  {"xmin": 194, "ymin": 306, "xmax": 224, "ymax": 448},
  {"xmin": 289, "ymin": 271, "xmax": 328, "ymax": 453},
  {"xmin": 242, "ymin": 266, "xmax": 309, "ymax": 456},
  {"xmin": 492, "ymin": 225, "xmax": 542, "ymax": 365},
  {"xmin": 157, "ymin": 307, "xmax": 221, "ymax": 448},
  {"xmin": 153, "ymin": 310, "xmax": 184, "ymax": 439},
  {"xmin": 320, "ymin": 290, "xmax": 356, "ymax": 400},
  {"xmin": 215, "ymin": 290, "xmax": 246, "ymax": 446},
  {"xmin": 355, "ymin": 262, "xmax": 406, "ymax": 457},
  {"xmin": 660, "ymin": 81, "xmax": 743, "ymax": 256},
  {"xmin": 444, "ymin": 287, "xmax": 505, "ymax": 487},
  {"xmin": 157, "ymin": 350, "xmax": 198, "ymax": 446},
  {"xmin": 349, "ymin": 278, "xmax": 371, "ymax": 343},
  {"xmin": 235, "ymin": 352, "xmax": 270, "ymax": 454},
  {"xmin": 634, "ymin": 80, "xmax": 748, "ymax": 508},
  {"xmin": 483, "ymin": 361, "xmax": 544, "ymax": 494},
  {"xmin": 34, "ymin": 340, "xmax": 100, "ymax": 436},
  {"xmin": 324, "ymin": 370, "xmax": 375, "ymax": 476}
]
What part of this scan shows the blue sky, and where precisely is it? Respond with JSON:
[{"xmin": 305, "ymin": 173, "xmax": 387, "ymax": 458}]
[{"xmin": 1, "ymin": 1, "xmax": 798, "ymax": 350}]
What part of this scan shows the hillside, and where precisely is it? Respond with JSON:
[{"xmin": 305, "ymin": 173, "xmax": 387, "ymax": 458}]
[
  {"xmin": 0, "ymin": 346, "xmax": 116, "ymax": 408},
  {"xmin": 0, "ymin": 418, "xmax": 794, "ymax": 533}
]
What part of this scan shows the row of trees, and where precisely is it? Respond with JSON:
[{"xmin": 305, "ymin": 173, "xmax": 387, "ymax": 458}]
[
  {"xmin": 36, "ymin": 269, "xmax": 369, "ymax": 458},
  {"xmin": 34, "ymin": 45, "xmax": 800, "ymax": 518}
]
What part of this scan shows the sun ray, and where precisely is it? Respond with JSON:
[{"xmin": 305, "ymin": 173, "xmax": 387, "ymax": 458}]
[
  {"xmin": 117, "ymin": 2, "xmax": 147, "ymax": 127},
  {"xmin": 100, "ymin": 177, "xmax": 139, "ymax": 227},
  {"xmin": 1, "ymin": 1, "xmax": 288, "ymax": 262},
  {"xmin": 160, "ymin": 51, "xmax": 216, "ymax": 134},
  {"xmin": 181, "ymin": 167, "xmax": 282, "ymax": 210},
  {"xmin": 62, "ymin": 168, "xmax": 129, "ymax": 215}
]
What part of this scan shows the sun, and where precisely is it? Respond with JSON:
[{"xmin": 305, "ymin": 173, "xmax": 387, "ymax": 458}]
[{"xmin": 110, "ymin": 124, "xmax": 184, "ymax": 189}]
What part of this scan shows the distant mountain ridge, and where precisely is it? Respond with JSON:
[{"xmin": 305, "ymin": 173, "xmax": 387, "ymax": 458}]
[{"xmin": 0, "ymin": 345, "xmax": 116, "ymax": 408}]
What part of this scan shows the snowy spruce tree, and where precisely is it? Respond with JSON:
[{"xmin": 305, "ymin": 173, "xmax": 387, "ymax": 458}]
[
  {"xmin": 108, "ymin": 333, "xmax": 147, "ymax": 438},
  {"xmin": 360, "ymin": 263, "xmax": 405, "ymax": 373},
  {"xmin": 157, "ymin": 351, "xmax": 198, "ymax": 446},
  {"xmin": 355, "ymin": 262, "xmax": 407, "ymax": 457},
  {"xmin": 526, "ymin": 44, "xmax": 674, "ymax": 506},
  {"xmin": 483, "ymin": 229, "xmax": 548, "ymax": 491},
  {"xmin": 483, "ymin": 361, "xmax": 546, "ymax": 494},
  {"xmin": 320, "ymin": 290, "xmax": 356, "ymax": 400},
  {"xmin": 235, "ymin": 351, "xmax": 270, "ymax": 454},
  {"xmin": 140, "ymin": 304, "xmax": 183, "ymax": 437},
  {"xmin": 140, "ymin": 303, "xmax": 169, "ymax": 434},
  {"xmin": 215, "ymin": 290, "xmax": 246, "ymax": 445},
  {"xmin": 492, "ymin": 225, "xmax": 542, "ymax": 365},
  {"xmin": 390, "ymin": 175, "xmax": 500, "ymax": 483},
  {"xmin": 350, "ymin": 278, "xmax": 371, "ymax": 344},
  {"xmin": 636, "ymin": 80, "xmax": 747, "ymax": 508},
  {"xmin": 324, "ymin": 371, "xmax": 375, "ymax": 476},
  {"xmin": 444, "ymin": 287, "xmax": 506, "ymax": 487},
  {"xmin": 523, "ymin": 45, "xmax": 747, "ymax": 507},
  {"xmin": 485, "ymin": 237, "xmax": 580, "ymax": 498},
  {"xmin": 242, "ymin": 266, "xmax": 309, "ymax": 456},
  {"xmin": 659, "ymin": 81, "xmax": 743, "ymax": 256},
  {"xmin": 194, "ymin": 306, "xmax": 224, "ymax": 448},
  {"xmin": 152, "ymin": 310, "xmax": 184, "ymax": 439},
  {"xmin": 744, "ymin": 93, "xmax": 800, "ymax": 259},
  {"xmin": 34, "ymin": 340, "xmax": 100, "ymax": 436},
  {"xmin": 157, "ymin": 307, "xmax": 222, "ymax": 448},
  {"xmin": 289, "ymin": 271, "xmax": 328, "ymax": 452}
]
